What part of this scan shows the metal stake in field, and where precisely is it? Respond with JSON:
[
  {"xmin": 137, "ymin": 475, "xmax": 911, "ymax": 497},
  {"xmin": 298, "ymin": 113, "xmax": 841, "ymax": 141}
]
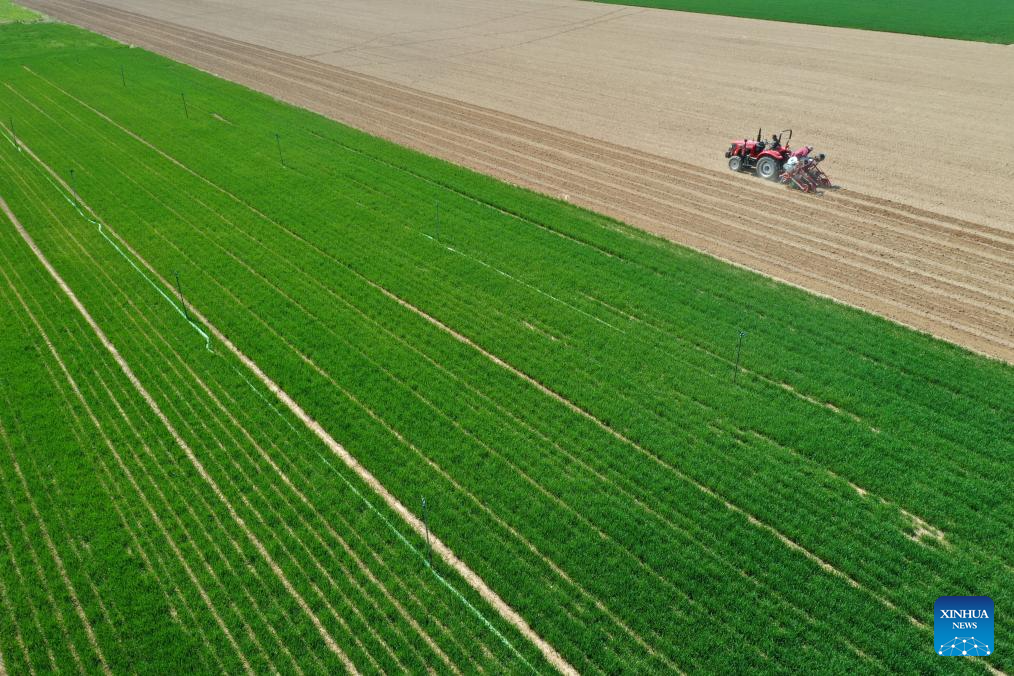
[
  {"xmin": 174, "ymin": 270, "xmax": 193, "ymax": 322},
  {"xmin": 180, "ymin": 92, "xmax": 189, "ymax": 119},
  {"xmin": 120, "ymin": 64, "xmax": 126, "ymax": 88},
  {"xmin": 69, "ymin": 168, "xmax": 76, "ymax": 199},
  {"xmin": 275, "ymin": 132, "xmax": 285, "ymax": 167},
  {"xmin": 732, "ymin": 330, "xmax": 747, "ymax": 383},
  {"xmin": 421, "ymin": 496, "xmax": 433, "ymax": 569}
]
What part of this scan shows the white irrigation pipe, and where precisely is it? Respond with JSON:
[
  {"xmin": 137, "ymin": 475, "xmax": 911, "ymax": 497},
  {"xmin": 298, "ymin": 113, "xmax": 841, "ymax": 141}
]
[
  {"xmin": 243, "ymin": 366, "xmax": 538, "ymax": 673},
  {"xmin": 317, "ymin": 450, "xmax": 539, "ymax": 675},
  {"xmin": 1, "ymin": 123, "xmax": 213, "ymax": 352},
  {"xmin": 0, "ymin": 125, "xmax": 20, "ymax": 152}
]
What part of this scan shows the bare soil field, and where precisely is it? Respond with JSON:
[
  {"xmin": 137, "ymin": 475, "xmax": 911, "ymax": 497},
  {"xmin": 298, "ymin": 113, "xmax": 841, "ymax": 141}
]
[{"xmin": 21, "ymin": 0, "xmax": 1014, "ymax": 361}]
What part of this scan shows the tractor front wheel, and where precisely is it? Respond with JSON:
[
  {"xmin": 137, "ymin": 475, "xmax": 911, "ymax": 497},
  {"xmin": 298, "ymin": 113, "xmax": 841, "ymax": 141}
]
[
  {"xmin": 756, "ymin": 157, "xmax": 781, "ymax": 181},
  {"xmin": 728, "ymin": 156, "xmax": 743, "ymax": 172}
]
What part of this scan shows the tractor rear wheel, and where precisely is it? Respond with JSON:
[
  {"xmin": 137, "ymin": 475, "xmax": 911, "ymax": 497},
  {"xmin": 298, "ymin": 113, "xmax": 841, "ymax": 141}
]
[
  {"xmin": 728, "ymin": 156, "xmax": 743, "ymax": 172},
  {"xmin": 756, "ymin": 156, "xmax": 781, "ymax": 181}
]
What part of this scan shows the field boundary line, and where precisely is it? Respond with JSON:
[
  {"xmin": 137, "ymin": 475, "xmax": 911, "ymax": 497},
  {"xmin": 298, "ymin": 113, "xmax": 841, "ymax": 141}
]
[
  {"xmin": 220, "ymin": 356, "xmax": 505, "ymax": 670},
  {"xmin": 1, "ymin": 197, "xmax": 360, "ymax": 675},
  {"xmin": 310, "ymin": 446, "xmax": 536, "ymax": 672},
  {"xmin": 134, "ymin": 342, "xmax": 398, "ymax": 673},
  {"xmin": 207, "ymin": 370, "xmax": 491, "ymax": 673}
]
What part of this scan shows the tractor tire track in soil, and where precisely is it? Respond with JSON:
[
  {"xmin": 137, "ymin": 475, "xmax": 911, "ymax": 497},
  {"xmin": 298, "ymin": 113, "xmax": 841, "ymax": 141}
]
[{"xmin": 21, "ymin": 0, "xmax": 1014, "ymax": 362}]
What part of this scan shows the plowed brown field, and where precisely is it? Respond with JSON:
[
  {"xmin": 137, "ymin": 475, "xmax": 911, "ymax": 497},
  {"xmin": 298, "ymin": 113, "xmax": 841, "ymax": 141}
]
[{"xmin": 21, "ymin": 0, "xmax": 1014, "ymax": 361}]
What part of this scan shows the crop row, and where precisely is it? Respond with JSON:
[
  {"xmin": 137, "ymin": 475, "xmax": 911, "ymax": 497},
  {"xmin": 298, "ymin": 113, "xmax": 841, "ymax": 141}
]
[{"xmin": 0, "ymin": 144, "xmax": 535, "ymax": 671}]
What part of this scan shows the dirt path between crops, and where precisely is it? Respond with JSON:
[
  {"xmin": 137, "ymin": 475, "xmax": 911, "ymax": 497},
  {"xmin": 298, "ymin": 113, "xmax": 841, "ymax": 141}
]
[{"xmin": 20, "ymin": 0, "xmax": 1014, "ymax": 362}]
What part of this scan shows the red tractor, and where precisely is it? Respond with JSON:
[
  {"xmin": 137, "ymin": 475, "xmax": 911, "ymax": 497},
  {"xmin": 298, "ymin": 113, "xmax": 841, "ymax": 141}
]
[
  {"xmin": 725, "ymin": 128, "xmax": 833, "ymax": 191},
  {"xmin": 725, "ymin": 128, "xmax": 793, "ymax": 181}
]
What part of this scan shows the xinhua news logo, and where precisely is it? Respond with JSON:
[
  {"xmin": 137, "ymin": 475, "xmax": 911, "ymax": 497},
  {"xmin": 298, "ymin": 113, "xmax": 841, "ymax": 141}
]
[{"xmin": 935, "ymin": 596, "xmax": 994, "ymax": 657}]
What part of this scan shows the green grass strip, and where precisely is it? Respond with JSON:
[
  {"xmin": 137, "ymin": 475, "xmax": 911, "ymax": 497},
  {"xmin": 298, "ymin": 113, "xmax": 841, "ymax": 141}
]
[
  {"xmin": 0, "ymin": 1, "xmax": 40, "ymax": 24},
  {"xmin": 584, "ymin": 0, "xmax": 1014, "ymax": 43}
]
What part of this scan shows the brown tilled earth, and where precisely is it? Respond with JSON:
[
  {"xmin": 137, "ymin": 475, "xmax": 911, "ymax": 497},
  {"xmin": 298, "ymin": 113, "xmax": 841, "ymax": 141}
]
[{"xmin": 21, "ymin": 0, "xmax": 1014, "ymax": 361}]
